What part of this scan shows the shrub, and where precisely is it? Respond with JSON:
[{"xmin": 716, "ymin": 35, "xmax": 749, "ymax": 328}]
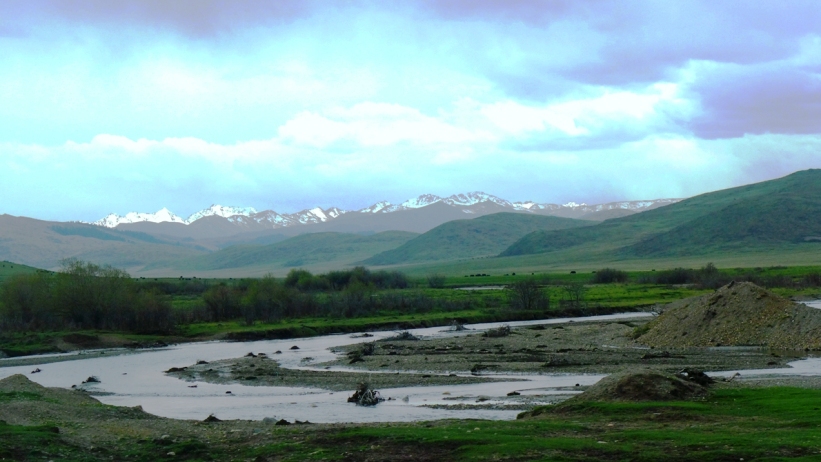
[
  {"xmin": 426, "ymin": 274, "xmax": 446, "ymax": 288},
  {"xmin": 591, "ymin": 268, "xmax": 629, "ymax": 284},
  {"xmin": 507, "ymin": 279, "xmax": 549, "ymax": 311}
]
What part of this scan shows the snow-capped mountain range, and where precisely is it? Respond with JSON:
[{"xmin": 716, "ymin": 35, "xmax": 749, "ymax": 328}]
[{"xmin": 90, "ymin": 192, "xmax": 681, "ymax": 229}]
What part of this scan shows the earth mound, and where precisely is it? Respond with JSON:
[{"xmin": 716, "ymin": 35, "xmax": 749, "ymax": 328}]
[
  {"xmin": 569, "ymin": 369, "xmax": 708, "ymax": 403},
  {"xmin": 638, "ymin": 281, "xmax": 821, "ymax": 349},
  {"xmin": 0, "ymin": 374, "xmax": 48, "ymax": 393}
]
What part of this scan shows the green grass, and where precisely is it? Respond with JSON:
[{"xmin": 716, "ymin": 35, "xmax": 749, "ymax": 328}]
[
  {"xmin": 6, "ymin": 386, "xmax": 821, "ymax": 461},
  {"xmin": 393, "ymin": 243, "xmax": 821, "ymax": 277},
  {"xmin": 0, "ymin": 260, "xmax": 42, "ymax": 282},
  {"xmin": 319, "ymin": 387, "xmax": 821, "ymax": 461}
]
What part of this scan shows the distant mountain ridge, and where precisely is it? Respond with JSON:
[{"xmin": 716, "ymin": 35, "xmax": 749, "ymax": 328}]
[{"xmin": 89, "ymin": 192, "xmax": 681, "ymax": 229}]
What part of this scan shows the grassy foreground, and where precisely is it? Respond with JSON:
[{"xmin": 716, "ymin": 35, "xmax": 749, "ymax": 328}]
[{"xmin": 2, "ymin": 378, "xmax": 821, "ymax": 461}]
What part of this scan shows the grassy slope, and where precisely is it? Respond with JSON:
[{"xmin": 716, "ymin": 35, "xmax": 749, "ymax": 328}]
[
  {"xmin": 501, "ymin": 169, "xmax": 821, "ymax": 263},
  {"xmin": 0, "ymin": 261, "xmax": 42, "ymax": 283},
  {"xmin": 364, "ymin": 212, "xmax": 592, "ymax": 266},
  {"xmin": 150, "ymin": 231, "xmax": 418, "ymax": 273}
]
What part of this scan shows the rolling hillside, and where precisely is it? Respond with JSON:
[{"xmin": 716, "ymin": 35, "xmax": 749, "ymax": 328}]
[
  {"xmin": 502, "ymin": 169, "xmax": 821, "ymax": 260},
  {"xmin": 0, "ymin": 215, "xmax": 207, "ymax": 271},
  {"xmin": 364, "ymin": 213, "xmax": 592, "ymax": 266},
  {"xmin": 0, "ymin": 260, "xmax": 43, "ymax": 282},
  {"xmin": 150, "ymin": 231, "xmax": 418, "ymax": 273}
]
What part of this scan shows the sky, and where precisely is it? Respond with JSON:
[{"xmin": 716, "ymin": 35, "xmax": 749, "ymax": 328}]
[{"xmin": 2, "ymin": 0, "xmax": 821, "ymax": 221}]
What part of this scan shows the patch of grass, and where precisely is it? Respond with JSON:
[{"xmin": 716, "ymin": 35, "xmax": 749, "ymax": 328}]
[
  {"xmin": 325, "ymin": 387, "xmax": 821, "ymax": 461},
  {"xmin": 0, "ymin": 260, "xmax": 42, "ymax": 283}
]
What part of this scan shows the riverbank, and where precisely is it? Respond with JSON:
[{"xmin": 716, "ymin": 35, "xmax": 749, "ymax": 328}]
[
  {"xmin": 0, "ymin": 304, "xmax": 646, "ymax": 358},
  {"xmin": 5, "ymin": 373, "xmax": 821, "ymax": 461}
]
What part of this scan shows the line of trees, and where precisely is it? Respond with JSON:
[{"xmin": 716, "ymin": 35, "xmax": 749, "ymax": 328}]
[
  {"xmin": 195, "ymin": 268, "xmax": 469, "ymax": 325},
  {"xmin": 0, "ymin": 259, "xmax": 172, "ymax": 333}
]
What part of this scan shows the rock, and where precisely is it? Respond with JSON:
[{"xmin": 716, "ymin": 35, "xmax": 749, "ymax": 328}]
[
  {"xmin": 507, "ymin": 391, "xmax": 521, "ymax": 396},
  {"xmin": 203, "ymin": 414, "xmax": 221, "ymax": 423},
  {"xmin": 274, "ymin": 350, "xmax": 282, "ymax": 354},
  {"xmin": 82, "ymin": 376, "xmax": 100, "ymax": 384},
  {"xmin": 245, "ymin": 352, "xmax": 256, "ymax": 357},
  {"xmin": 262, "ymin": 417, "xmax": 278, "ymax": 424},
  {"xmin": 196, "ymin": 360, "xmax": 209, "ymax": 365},
  {"xmin": 290, "ymin": 346, "xmax": 300, "ymax": 350},
  {"xmin": 274, "ymin": 419, "xmax": 291, "ymax": 426},
  {"xmin": 347, "ymin": 382, "xmax": 384, "ymax": 406},
  {"xmin": 676, "ymin": 369, "xmax": 715, "ymax": 387},
  {"xmin": 164, "ymin": 367, "xmax": 187, "ymax": 373}
]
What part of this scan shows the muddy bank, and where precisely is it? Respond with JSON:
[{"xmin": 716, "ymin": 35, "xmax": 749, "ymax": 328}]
[
  {"xmin": 222, "ymin": 305, "xmax": 643, "ymax": 342},
  {"xmin": 166, "ymin": 355, "xmax": 509, "ymax": 392},
  {"xmin": 325, "ymin": 320, "xmax": 796, "ymax": 375}
]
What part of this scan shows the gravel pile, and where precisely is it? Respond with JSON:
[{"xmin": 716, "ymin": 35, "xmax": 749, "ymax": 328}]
[
  {"xmin": 638, "ymin": 281, "xmax": 821, "ymax": 349},
  {"xmin": 563, "ymin": 369, "xmax": 709, "ymax": 403}
]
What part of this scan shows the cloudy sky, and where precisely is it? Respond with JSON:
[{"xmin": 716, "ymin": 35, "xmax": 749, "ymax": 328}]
[{"xmin": 2, "ymin": 0, "xmax": 821, "ymax": 221}]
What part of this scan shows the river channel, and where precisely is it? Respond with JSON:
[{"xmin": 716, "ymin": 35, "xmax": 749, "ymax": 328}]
[{"xmin": 2, "ymin": 309, "xmax": 821, "ymax": 423}]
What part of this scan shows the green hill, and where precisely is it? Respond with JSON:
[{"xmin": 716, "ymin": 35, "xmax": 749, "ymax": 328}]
[
  {"xmin": 502, "ymin": 169, "xmax": 821, "ymax": 260},
  {"xmin": 158, "ymin": 231, "xmax": 418, "ymax": 272},
  {"xmin": 0, "ymin": 261, "xmax": 44, "ymax": 282},
  {"xmin": 363, "ymin": 212, "xmax": 592, "ymax": 266}
]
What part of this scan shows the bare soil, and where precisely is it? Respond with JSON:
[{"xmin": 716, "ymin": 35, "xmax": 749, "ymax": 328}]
[
  {"xmin": 322, "ymin": 319, "xmax": 795, "ymax": 376},
  {"xmin": 167, "ymin": 355, "xmax": 506, "ymax": 391},
  {"xmin": 638, "ymin": 281, "xmax": 821, "ymax": 349}
]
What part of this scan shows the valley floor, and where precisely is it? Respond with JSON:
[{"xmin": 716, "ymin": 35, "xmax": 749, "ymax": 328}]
[{"xmin": 4, "ymin": 317, "xmax": 821, "ymax": 460}]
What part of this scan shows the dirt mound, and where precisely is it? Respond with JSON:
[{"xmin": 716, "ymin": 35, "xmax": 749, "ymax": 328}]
[
  {"xmin": 568, "ymin": 369, "xmax": 709, "ymax": 403},
  {"xmin": 638, "ymin": 281, "xmax": 821, "ymax": 349},
  {"xmin": 0, "ymin": 374, "xmax": 107, "ymax": 407},
  {"xmin": 0, "ymin": 374, "xmax": 46, "ymax": 392}
]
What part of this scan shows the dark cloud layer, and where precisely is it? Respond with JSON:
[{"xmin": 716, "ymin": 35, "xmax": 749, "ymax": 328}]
[
  {"xmin": 3, "ymin": 0, "xmax": 821, "ymax": 142},
  {"xmin": 689, "ymin": 65, "xmax": 821, "ymax": 139},
  {"xmin": 3, "ymin": 0, "xmax": 314, "ymax": 37}
]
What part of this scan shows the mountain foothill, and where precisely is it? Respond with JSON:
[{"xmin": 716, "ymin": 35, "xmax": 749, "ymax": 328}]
[{"xmin": 1, "ymin": 170, "xmax": 820, "ymax": 276}]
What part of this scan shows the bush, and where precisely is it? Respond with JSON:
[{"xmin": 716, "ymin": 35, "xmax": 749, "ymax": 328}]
[
  {"xmin": 507, "ymin": 279, "xmax": 549, "ymax": 311},
  {"xmin": 591, "ymin": 268, "xmax": 629, "ymax": 284},
  {"xmin": 426, "ymin": 274, "xmax": 446, "ymax": 288}
]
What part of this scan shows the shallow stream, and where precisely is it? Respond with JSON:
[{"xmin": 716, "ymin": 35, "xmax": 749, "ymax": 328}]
[{"xmin": 2, "ymin": 309, "xmax": 821, "ymax": 423}]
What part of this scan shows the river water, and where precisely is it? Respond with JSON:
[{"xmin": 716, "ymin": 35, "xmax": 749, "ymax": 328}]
[{"xmin": 2, "ymin": 309, "xmax": 821, "ymax": 423}]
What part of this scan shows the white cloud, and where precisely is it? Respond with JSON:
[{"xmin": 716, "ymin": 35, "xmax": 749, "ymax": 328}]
[
  {"xmin": 278, "ymin": 102, "xmax": 491, "ymax": 147},
  {"xmin": 479, "ymin": 83, "xmax": 693, "ymax": 137}
]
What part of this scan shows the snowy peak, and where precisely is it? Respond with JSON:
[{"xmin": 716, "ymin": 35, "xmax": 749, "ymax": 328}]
[
  {"xmin": 92, "ymin": 208, "xmax": 185, "ymax": 227},
  {"xmin": 88, "ymin": 195, "xmax": 682, "ymax": 229},
  {"xmin": 186, "ymin": 204, "xmax": 257, "ymax": 222},
  {"xmin": 443, "ymin": 191, "xmax": 512, "ymax": 208},
  {"xmin": 562, "ymin": 202, "xmax": 588, "ymax": 208},
  {"xmin": 400, "ymin": 194, "xmax": 442, "ymax": 209},
  {"xmin": 359, "ymin": 201, "xmax": 393, "ymax": 213}
]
